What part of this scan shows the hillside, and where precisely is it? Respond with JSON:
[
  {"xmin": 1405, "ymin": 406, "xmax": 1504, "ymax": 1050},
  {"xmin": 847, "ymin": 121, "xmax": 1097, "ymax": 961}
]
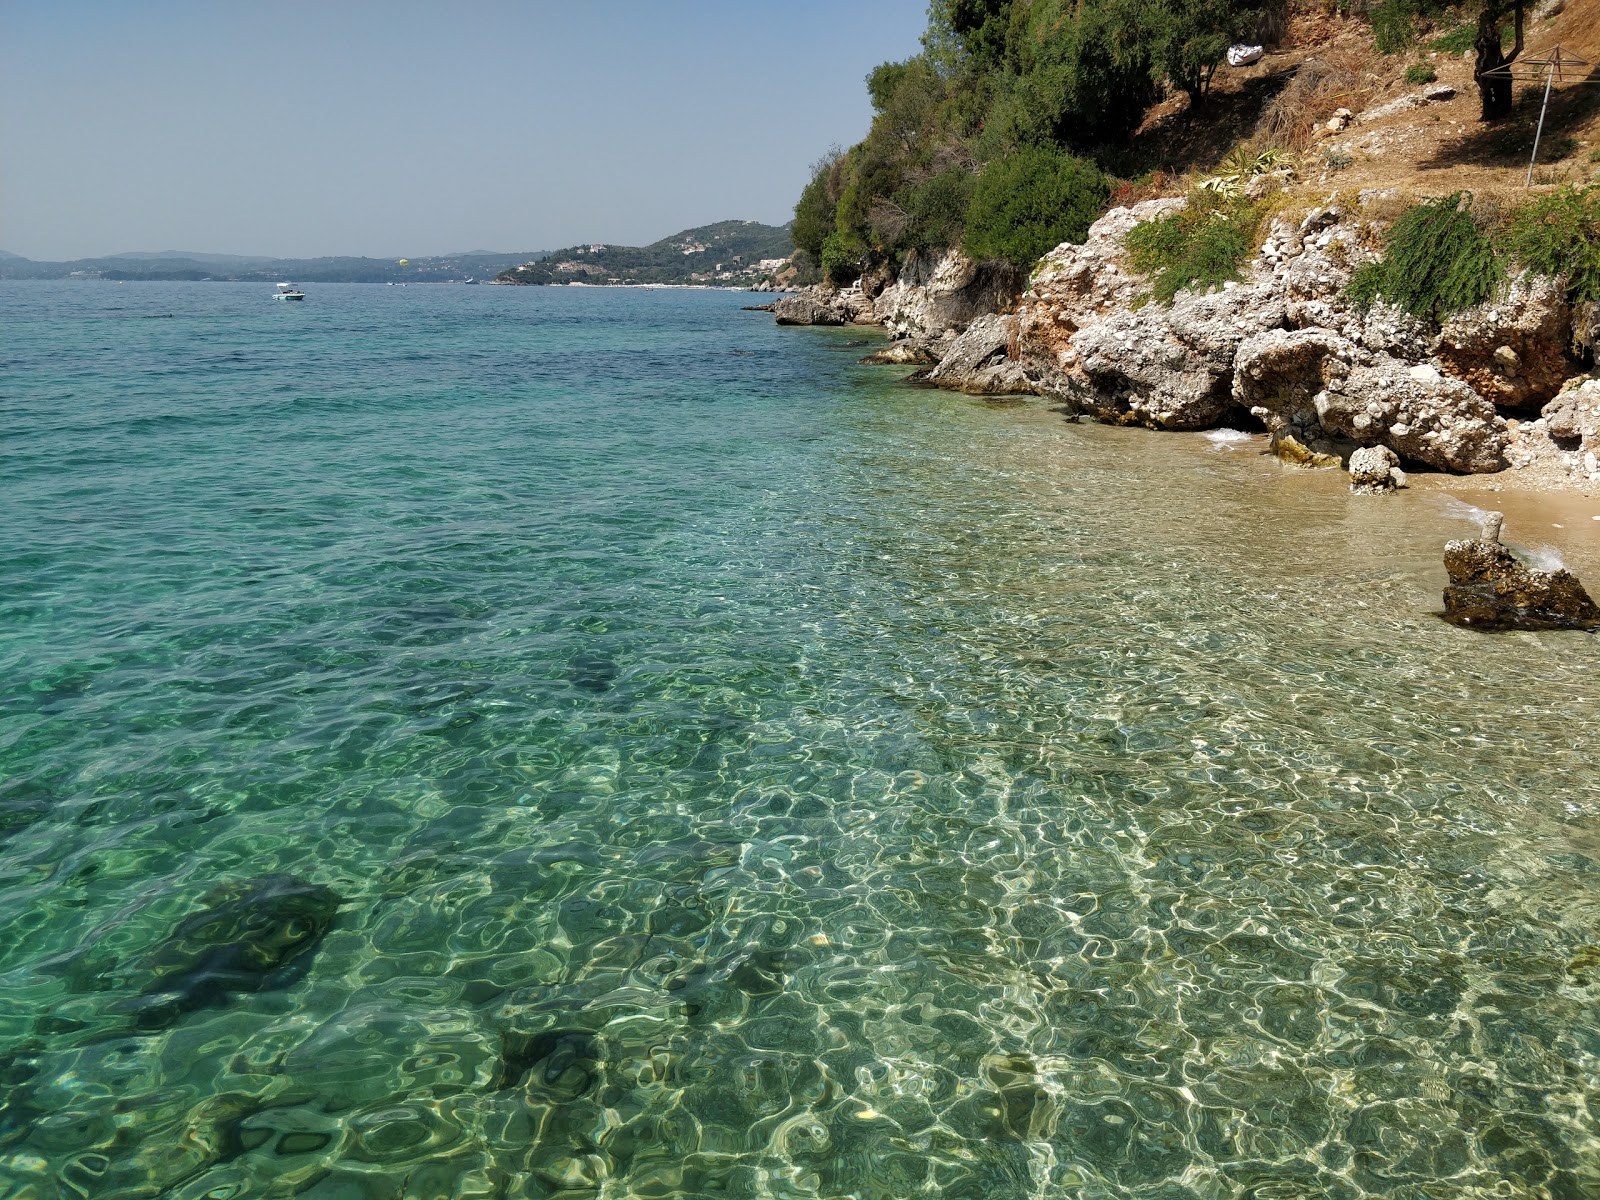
[
  {"xmin": 792, "ymin": 0, "xmax": 1600, "ymax": 287},
  {"xmin": 492, "ymin": 220, "xmax": 792, "ymax": 286},
  {"xmin": 0, "ymin": 249, "xmax": 552, "ymax": 283}
]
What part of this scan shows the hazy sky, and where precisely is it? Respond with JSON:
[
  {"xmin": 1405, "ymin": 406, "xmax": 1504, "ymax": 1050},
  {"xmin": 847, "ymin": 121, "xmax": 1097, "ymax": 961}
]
[{"xmin": 1, "ymin": 1, "xmax": 927, "ymax": 259}]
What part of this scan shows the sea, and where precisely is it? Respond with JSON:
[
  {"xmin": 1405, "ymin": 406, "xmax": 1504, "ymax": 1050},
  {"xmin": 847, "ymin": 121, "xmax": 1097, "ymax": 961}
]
[{"xmin": 3, "ymin": 280, "xmax": 1600, "ymax": 1199}]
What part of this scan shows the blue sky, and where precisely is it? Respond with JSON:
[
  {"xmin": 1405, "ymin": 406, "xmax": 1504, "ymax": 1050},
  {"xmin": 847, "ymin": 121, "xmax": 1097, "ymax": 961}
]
[{"xmin": 0, "ymin": 1, "xmax": 927, "ymax": 259}]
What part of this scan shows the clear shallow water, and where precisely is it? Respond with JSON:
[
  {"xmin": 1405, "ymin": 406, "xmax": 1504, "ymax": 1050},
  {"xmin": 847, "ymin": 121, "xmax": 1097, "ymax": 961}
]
[{"xmin": 3, "ymin": 281, "xmax": 1600, "ymax": 1200}]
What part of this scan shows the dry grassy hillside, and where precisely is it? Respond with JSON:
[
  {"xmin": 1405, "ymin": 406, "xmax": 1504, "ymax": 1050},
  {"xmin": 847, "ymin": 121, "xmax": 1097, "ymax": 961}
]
[{"xmin": 1130, "ymin": 0, "xmax": 1600, "ymax": 204}]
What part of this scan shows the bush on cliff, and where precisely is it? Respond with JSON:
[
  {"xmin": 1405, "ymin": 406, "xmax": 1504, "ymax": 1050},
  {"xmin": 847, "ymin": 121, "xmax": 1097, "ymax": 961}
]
[
  {"xmin": 1345, "ymin": 192, "xmax": 1502, "ymax": 320},
  {"xmin": 963, "ymin": 147, "xmax": 1109, "ymax": 267},
  {"xmin": 1504, "ymin": 186, "xmax": 1600, "ymax": 305},
  {"xmin": 1126, "ymin": 192, "xmax": 1265, "ymax": 305},
  {"xmin": 821, "ymin": 232, "xmax": 867, "ymax": 287}
]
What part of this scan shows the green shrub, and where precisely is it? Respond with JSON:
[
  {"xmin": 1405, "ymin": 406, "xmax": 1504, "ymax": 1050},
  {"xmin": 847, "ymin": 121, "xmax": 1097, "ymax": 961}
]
[
  {"xmin": 1344, "ymin": 192, "xmax": 1502, "ymax": 320},
  {"xmin": 1404, "ymin": 62, "xmax": 1438, "ymax": 85},
  {"xmin": 820, "ymin": 232, "xmax": 865, "ymax": 287},
  {"xmin": 1126, "ymin": 192, "xmax": 1264, "ymax": 305},
  {"xmin": 963, "ymin": 145, "xmax": 1109, "ymax": 267},
  {"xmin": 1504, "ymin": 186, "xmax": 1600, "ymax": 304},
  {"xmin": 1371, "ymin": 0, "xmax": 1416, "ymax": 54},
  {"xmin": 1427, "ymin": 22, "xmax": 1475, "ymax": 54}
]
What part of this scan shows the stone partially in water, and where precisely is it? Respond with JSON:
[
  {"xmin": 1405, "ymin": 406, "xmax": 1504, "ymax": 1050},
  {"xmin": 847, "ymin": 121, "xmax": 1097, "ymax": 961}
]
[
  {"xmin": 1442, "ymin": 539, "xmax": 1600, "ymax": 631},
  {"xmin": 1348, "ymin": 445, "xmax": 1405, "ymax": 494},
  {"xmin": 117, "ymin": 875, "xmax": 341, "ymax": 1030}
]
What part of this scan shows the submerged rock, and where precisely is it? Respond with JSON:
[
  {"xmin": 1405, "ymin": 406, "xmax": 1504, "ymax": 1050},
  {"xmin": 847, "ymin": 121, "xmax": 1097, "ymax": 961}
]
[
  {"xmin": 116, "ymin": 875, "xmax": 341, "ymax": 1030},
  {"xmin": 1442, "ymin": 534, "xmax": 1600, "ymax": 631},
  {"xmin": 495, "ymin": 1028, "xmax": 602, "ymax": 1097}
]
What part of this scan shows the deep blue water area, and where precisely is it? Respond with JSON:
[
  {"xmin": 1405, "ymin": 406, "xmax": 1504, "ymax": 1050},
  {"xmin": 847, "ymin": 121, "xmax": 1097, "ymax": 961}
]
[{"xmin": 3, "ymin": 280, "xmax": 1600, "ymax": 1199}]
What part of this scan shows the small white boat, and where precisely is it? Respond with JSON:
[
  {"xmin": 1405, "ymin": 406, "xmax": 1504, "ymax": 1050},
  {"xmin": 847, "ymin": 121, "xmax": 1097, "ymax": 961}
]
[{"xmin": 272, "ymin": 282, "xmax": 306, "ymax": 301}]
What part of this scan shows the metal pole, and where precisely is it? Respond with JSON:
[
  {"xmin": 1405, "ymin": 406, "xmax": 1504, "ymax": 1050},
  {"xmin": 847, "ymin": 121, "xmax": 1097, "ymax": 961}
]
[{"xmin": 1526, "ymin": 52, "xmax": 1557, "ymax": 187}]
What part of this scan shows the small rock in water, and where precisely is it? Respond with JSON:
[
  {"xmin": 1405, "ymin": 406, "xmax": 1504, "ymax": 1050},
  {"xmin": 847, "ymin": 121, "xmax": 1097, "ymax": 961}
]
[
  {"xmin": 1348, "ymin": 445, "xmax": 1405, "ymax": 494},
  {"xmin": 1442, "ymin": 536, "xmax": 1600, "ymax": 631}
]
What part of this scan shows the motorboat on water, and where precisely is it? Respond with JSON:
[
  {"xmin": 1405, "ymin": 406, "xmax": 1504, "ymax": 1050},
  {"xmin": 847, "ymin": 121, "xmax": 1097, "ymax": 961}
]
[{"xmin": 272, "ymin": 282, "xmax": 306, "ymax": 301}]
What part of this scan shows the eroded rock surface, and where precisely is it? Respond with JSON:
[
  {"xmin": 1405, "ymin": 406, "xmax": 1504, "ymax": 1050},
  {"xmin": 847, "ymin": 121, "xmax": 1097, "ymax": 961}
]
[
  {"xmin": 773, "ymin": 294, "xmax": 847, "ymax": 326},
  {"xmin": 1437, "ymin": 273, "xmax": 1573, "ymax": 411},
  {"xmin": 875, "ymin": 249, "xmax": 1025, "ymax": 341},
  {"xmin": 925, "ymin": 314, "xmax": 1035, "ymax": 395},
  {"xmin": 1443, "ymin": 539, "xmax": 1600, "ymax": 631},
  {"xmin": 1349, "ymin": 444, "xmax": 1405, "ymax": 493},
  {"xmin": 1231, "ymin": 328, "xmax": 1507, "ymax": 473},
  {"xmin": 1065, "ymin": 284, "xmax": 1285, "ymax": 429}
]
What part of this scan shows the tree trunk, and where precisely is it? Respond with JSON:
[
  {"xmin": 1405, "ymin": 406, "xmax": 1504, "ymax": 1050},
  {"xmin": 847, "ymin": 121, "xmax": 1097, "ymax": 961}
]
[{"xmin": 1474, "ymin": 0, "xmax": 1525, "ymax": 121}]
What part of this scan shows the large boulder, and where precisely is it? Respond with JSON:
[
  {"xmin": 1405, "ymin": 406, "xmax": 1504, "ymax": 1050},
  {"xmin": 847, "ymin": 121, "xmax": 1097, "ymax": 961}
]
[
  {"xmin": 1436, "ymin": 272, "xmax": 1574, "ymax": 411},
  {"xmin": 1443, "ymin": 538, "xmax": 1600, "ymax": 631},
  {"xmin": 875, "ymin": 249, "xmax": 1025, "ymax": 341},
  {"xmin": 1233, "ymin": 329, "xmax": 1508, "ymax": 472},
  {"xmin": 1063, "ymin": 283, "xmax": 1287, "ymax": 429},
  {"xmin": 925, "ymin": 313, "xmax": 1035, "ymax": 395}
]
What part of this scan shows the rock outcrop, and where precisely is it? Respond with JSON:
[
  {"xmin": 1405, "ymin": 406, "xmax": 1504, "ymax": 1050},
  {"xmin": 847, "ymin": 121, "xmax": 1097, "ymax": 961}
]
[
  {"xmin": 1067, "ymin": 284, "xmax": 1286, "ymax": 429},
  {"xmin": 773, "ymin": 294, "xmax": 848, "ymax": 326},
  {"xmin": 1437, "ymin": 273, "xmax": 1574, "ymax": 411},
  {"xmin": 924, "ymin": 314, "xmax": 1035, "ymax": 395},
  {"xmin": 1443, "ymin": 534, "xmax": 1600, "ymax": 631},
  {"xmin": 859, "ymin": 340, "xmax": 939, "ymax": 366},
  {"xmin": 1018, "ymin": 198, "xmax": 1188, "ymax": 388},
  {"xmin": 1232, "ymin": 329, "xmax": 1508, "ymax": 472},
  {"xmin": 770, "ymin": 190, "xmax": 1591, "ymax": 489},
  {"xmin": 875, "ymin": 249, "xmax": 1026, "ymax": 342}
]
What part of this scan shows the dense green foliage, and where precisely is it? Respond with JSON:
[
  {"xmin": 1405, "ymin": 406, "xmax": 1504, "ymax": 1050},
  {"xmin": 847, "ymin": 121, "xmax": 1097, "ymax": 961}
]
[
  {"xmin": 1428, "ymin": 22, "xmax": 1478, "ymax": 53},
  {"xmin": 1371, "ymin": 0, "xmax": 1417, "ymax": 54},
  {"xmin": 1504, "ymin": 186, "xmax": 1600, "ymax": 304},
  {"xmin": 794, "ymin": 0, "xmax": 1284, "ymax": 274},
  {"xmin": 963, "ymin": 147, "xmax": 1108, "ymax": 267},
  {"xmin": 1404, "ymin": 62, "xmax": 1438, "ymax": 85},
  {"xmin": 1344, "ymin": 193, "xmax": 1501, "ymax": 320},
  {"xmin": 1349, "ymin": 186, "xmax": 1600, "ymax": 320},
  {"xmin": 1126, "ymin": 192, "xmax": 1265, "ymax": 305}
]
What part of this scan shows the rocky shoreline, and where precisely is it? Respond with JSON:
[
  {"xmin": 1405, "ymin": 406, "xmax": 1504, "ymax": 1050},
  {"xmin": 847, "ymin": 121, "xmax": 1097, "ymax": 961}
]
[{"xmin": 765, "ymin": 195, "xmax": 1600, "ymax": 499}]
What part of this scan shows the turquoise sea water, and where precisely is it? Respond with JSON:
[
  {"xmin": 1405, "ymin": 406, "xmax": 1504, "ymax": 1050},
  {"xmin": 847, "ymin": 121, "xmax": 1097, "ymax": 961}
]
[{"xmin": 3, "ymin": 280, "xmax": 1600, "ymax": 1199}]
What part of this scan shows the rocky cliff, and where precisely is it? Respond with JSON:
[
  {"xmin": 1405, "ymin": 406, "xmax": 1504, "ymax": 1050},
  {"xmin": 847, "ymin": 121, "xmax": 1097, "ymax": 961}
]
[{"xmin": 774, "ymin": 194, "xmax": 1598, "ymax": 492}]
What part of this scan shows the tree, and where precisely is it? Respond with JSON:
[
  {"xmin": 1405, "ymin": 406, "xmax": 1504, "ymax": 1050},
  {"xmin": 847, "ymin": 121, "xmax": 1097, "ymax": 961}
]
[
  {"xmin": 1473, "ymin": 0, "xmax": 1525, "ymax": 121},
  {"xmin": 1135, "ymin": 0, "xmax": 1271, "ymax": 110},
  {"xmin": 792, "ymin": 150, "xmax": 844, "ymax": 260}
]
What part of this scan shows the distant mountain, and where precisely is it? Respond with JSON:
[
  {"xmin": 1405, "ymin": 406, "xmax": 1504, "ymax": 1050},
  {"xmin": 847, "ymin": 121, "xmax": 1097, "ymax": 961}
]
[
  {"xmin": 107, "ymin": 250, "xmax": 283, "ymax": 266},
  {"xmin": 0, "ymin": 249, "xmax": 553, "ymax": 283},
  {"xmin": 494, "ymin": 220, "xmax": 793, "ymax": 287},
  {"xmin": 0, "ymin": 250, "xmax": 26, "ymax": 261}
]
